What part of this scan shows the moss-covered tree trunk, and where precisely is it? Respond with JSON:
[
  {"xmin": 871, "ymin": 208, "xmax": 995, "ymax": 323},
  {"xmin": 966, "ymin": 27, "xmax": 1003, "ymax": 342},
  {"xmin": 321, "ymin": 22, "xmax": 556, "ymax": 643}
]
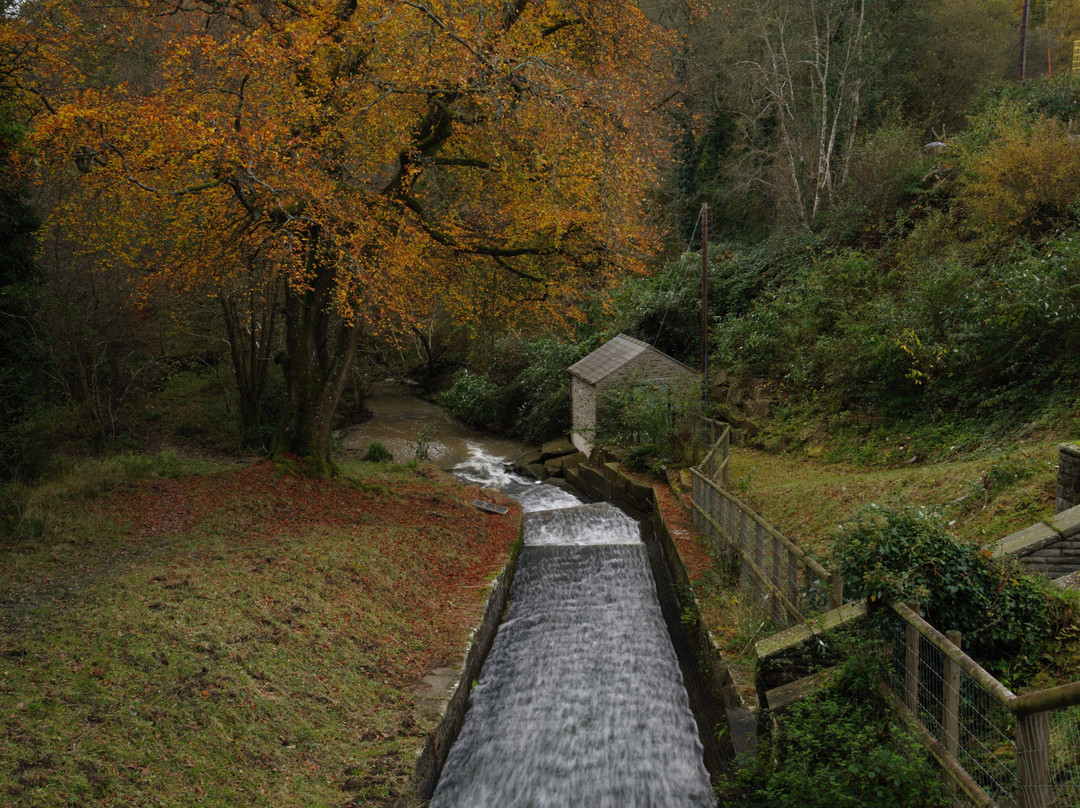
[{"xmin": 270, "ymin": 228, "xmax": 361, "ymax": 478}]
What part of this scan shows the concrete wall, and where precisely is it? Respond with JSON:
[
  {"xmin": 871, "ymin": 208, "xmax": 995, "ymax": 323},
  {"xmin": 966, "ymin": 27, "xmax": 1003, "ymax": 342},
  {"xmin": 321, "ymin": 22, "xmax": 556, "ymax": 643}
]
[
  {"xmin": 408, "ymin": 535, "xmax": 522, "ymax": 804},
  {"xmin": 994, "ymin": 504, "xmax": 1080, "ymax": 578},
  {"xmin": 1058, "ymin": 443, "xmax": 1080, "ymax": 514}
]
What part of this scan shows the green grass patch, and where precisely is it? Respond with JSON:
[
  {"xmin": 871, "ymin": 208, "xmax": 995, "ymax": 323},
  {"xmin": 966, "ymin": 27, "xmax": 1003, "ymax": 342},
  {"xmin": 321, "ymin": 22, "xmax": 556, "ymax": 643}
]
[
  {"xmin": 0, "ymin": 455, "xmax": 520, "ymax": 806},
  {"xmin": 728, "ymin": 429, "xmax": 1062, "ymax": 555}
]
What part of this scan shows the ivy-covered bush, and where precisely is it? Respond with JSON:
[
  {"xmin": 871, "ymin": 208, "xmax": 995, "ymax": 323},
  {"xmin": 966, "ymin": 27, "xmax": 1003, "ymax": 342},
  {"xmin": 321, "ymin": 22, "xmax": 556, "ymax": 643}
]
[
  {"xmin": 719, "ymin": 651, "xmax": 950, "ymax": 808},
  {"xmin": 832, "ymin": 505, "xmax": 1061, "ymax": 678}
]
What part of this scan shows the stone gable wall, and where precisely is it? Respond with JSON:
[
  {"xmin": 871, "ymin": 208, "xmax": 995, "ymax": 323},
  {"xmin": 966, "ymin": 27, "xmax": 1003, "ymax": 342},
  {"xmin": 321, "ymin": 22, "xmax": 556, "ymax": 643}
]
[
  {"xmin": 1058, "ymin": 443, "xmax": 1080, "ymax": 514},
  {"xmin": 570, "ymin": 375, "xmax": 595, "ymax": 455}
]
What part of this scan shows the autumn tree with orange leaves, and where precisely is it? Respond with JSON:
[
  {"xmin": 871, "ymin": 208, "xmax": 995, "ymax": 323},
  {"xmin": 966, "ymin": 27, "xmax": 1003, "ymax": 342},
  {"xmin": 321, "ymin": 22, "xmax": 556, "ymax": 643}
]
[{"xmin": 13, "ymin": 0, "xmax": 676, "ymax": 476}]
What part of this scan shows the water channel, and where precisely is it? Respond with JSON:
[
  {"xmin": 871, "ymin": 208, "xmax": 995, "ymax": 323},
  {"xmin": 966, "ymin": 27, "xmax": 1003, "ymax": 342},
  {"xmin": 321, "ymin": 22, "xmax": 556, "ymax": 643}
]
[{"xmin": 342, "ymin": 386, "xmax": 715, "ymax": 806}]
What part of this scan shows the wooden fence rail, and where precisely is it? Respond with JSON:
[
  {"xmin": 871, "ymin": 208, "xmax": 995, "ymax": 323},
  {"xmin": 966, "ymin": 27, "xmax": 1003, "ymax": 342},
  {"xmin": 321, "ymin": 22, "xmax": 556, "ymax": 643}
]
[
  {"xmin": 690, "ymin": 467, "xmax": 841, "ymax": 626},
  {"xmin": 883, "ymin": 600, "xmax": 1080, "ymax": 808}
]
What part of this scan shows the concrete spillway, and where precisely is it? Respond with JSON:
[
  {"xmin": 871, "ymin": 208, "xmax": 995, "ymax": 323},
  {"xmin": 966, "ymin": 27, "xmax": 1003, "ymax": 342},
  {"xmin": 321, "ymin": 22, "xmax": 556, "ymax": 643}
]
[{"xmin": 433, "ymin": 450, "xmax": 714, "ymax": 807}]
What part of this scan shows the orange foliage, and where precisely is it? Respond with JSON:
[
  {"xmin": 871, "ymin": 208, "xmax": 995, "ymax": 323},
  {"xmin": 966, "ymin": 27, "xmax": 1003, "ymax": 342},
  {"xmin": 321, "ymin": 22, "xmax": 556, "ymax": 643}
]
[
  {"xmin": 960, "ymin": 111, "xmax": 1080, "ymax": 236},
  {"xmin": 19, "ymin": 0, "xmax": 677, "ymax": 334}
]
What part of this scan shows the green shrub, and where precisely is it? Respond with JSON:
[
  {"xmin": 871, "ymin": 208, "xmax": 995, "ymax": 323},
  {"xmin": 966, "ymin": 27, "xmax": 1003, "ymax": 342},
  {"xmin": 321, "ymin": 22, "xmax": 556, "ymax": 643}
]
[
  {"xmin": 509, "ymin": 337, "xmax": 589, "ymax": 444},
  {"xmin": 438, "ymin": 369, "xmax": 504, "ymax": 429},
  {"xmin": 361, "ymin": 441, "xmax": 393, "ymax": 463},
  {"xmin": 596, "ymin": 372, "xmax": 699, "ymax": 473},
  {"xmin": 826, "ymin": 123, "xmax": 934, "ymax": 238},
  {"xmin": 719, "ymin": 652, "xmax": 950, "ymax": 808},
  {"xmin": 832, "ymin": 505, "xmax": 1061, "ymax": 678}
]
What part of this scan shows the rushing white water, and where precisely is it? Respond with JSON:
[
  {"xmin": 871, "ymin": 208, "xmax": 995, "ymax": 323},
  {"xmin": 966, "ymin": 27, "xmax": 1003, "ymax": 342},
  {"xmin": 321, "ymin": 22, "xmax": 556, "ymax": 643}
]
[
  {"xmin": 454, "ymin": 445, "xmax": 586, "ymax": 513},
  {"xmin": 523, "ymin": 503, "xmax": 643, "ymax": 547},
  {"xmin": 435, "ymin": 451, "xmax": 714, "ymax": 807}
]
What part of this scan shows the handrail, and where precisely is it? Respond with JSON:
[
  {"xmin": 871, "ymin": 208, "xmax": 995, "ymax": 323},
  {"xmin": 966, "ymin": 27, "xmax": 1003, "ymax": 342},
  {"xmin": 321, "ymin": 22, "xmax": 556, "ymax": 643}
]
[
  {"xmin": 888, "ymin": 600, "xmax": 1017, "ymax": 708},
  {"xmin": 889, "ymin": 600, "xmax": 1080, "ymax": 718},
  {"xmin": 690, "ymin": 495, "xmax": 805, "ymax": 623},
  {"xmin": 1010, "ymin": 680, "xmax": 1080, "ymax": 716},
  {"xmin": 691, "ymin": 468, "xmax": 831, "ymax": 582}
]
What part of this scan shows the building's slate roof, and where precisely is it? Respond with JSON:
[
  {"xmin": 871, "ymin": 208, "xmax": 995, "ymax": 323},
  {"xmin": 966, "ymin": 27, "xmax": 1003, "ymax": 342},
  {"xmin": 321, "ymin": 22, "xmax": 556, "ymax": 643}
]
[{"xmin": 567, "ymin": 333, "xmax": 653, "ymax": 385}]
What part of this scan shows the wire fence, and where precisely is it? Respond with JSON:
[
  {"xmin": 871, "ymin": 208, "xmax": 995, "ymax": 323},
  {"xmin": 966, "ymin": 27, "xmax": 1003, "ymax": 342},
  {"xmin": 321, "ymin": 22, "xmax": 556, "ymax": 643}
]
[
  {"xmin": 881, "ymin": 601, "xmax": 1080, "ymax": 808},
  {"xmin": 690, "ymin": 465, "xmax": 841, "ymax": 626},
  {"xmin": 694, "ymin": 416, "xmax": 729, "ymax": 486},
  {"xmin": 686, "ymin": 422, "xmax": 1080, "ymax": 805}
]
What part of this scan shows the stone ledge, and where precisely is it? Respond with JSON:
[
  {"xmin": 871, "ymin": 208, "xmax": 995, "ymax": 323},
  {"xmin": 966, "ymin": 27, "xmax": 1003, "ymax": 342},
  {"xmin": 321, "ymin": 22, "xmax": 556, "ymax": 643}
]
[
  {"xmin": 1051, "ymin": 505, "xmax": 1080, "ymax": 540},
  {"xmin": 1060, "ymin": 442, "xmax": 1080, "ymax": 460},
  {"xmin": 994, "ymin": 522, "xmax": 1061, "ymax": 558}
]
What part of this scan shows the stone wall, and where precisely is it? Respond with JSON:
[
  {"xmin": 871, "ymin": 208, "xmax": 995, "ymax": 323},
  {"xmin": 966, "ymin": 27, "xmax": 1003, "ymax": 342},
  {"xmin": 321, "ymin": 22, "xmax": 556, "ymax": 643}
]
[
  {"xmin": 993, "ymin": 505, "xmax": 1080, "ymax": 578},
  {"xmin": 570, "ymin": 375, "xmax": 594, "ymax": 455},
  {"xmin": 1058, "ymin": 443, "xmax": 1080, "ymax": 514}
]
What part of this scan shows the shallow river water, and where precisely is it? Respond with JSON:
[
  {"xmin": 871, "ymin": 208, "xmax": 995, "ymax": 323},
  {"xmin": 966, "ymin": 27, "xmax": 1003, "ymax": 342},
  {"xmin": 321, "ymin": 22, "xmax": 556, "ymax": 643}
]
[{"xmin": 337, "ymin": 383, "xmax": 529, "ymax": 468}]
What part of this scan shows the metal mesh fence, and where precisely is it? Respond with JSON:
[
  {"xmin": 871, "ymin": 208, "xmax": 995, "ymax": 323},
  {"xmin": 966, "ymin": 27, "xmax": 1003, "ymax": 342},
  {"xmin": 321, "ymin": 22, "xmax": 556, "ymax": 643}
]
[
  {"xmin": 691, "ymin": 469, "xmax": 834, "ymax": 626},
  {"xmin": 1047, "ymin": 705, "xmax": 1080, "ymax": 807},
  {"xmin": 880, "ymin": 606, "xmax": 1019, "ymax": 806}
]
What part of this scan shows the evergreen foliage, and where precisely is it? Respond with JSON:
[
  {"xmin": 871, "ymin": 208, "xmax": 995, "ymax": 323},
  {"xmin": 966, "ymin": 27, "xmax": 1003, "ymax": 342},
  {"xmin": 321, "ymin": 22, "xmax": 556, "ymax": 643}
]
[{"xmin": 832, "ymin": 506, "xmax": 1062, "ymax": 680}]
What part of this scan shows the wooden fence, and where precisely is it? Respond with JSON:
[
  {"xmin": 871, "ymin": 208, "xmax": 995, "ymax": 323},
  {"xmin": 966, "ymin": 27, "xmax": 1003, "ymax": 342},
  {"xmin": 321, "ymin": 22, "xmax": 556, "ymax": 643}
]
[
  {"xmin": 689, "ymin": 448, "xmax": 842, "ymax": 626},
  {"xmin": 694, "ymin": 416, "xmax": 730, "ymax": 487},
  {"xmin": 881, "ymin": 600, "xmax": 1080, "ymax": 808}
]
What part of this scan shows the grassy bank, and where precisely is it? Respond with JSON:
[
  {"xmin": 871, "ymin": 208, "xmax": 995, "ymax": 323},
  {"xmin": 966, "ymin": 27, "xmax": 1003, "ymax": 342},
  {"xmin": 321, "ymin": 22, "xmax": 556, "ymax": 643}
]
[
  {"xmin": 727, "ymin": 424, "xmax": 1067, "ymax": 556},
  {"xmin": 0, "ymin": 453, "xmax": 520, "ymax": 806}
]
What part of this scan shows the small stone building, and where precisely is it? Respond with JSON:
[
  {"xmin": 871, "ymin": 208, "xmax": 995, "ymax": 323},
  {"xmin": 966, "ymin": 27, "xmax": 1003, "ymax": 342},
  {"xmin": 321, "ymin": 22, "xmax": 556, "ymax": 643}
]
[{"xmin": 568, "ymin": 333, "xmax": 700, "ymax": 456}]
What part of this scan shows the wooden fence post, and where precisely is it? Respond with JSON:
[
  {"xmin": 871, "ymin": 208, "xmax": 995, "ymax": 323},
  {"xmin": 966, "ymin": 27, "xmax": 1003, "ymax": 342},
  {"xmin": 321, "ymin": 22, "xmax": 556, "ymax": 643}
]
[
  {"xmin": 721, "ymin": 429, "xmax": 730, "ymax": 487},
  {"xmin": 771, "ymin": 533, "xmax": 783, "ymax": 624},
  {"xmin": 786, "ymin": 549, "xmax": 798, "ymax": 622},
  {"xmin": 827, "ymin": 573, "xmax": 843, "ymax": 611},
  {"xmin": 753, "ymin": 522, "xmax": 765, "ymax": 606},
  {"xmin": 944, "ymin": 630, "xmax": 962, "ymax": 760},
  {"xmin": 904, "ymin": 601, "xmax": 921, "ymax": 714},
  {"xmin": 1016, "ymin": 707, "xmax": 1051, "ymax": 808}
]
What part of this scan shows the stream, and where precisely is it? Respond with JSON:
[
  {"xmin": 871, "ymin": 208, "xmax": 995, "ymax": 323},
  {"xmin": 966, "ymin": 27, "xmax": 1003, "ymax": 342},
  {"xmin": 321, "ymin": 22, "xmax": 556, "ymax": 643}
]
[{"xmin": 345, "ymin": 384, "xmax": 714, "ymax": 806}]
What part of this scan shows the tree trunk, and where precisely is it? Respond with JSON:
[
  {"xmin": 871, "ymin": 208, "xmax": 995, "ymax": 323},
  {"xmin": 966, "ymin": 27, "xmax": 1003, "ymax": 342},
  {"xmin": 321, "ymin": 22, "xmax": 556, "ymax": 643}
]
[
  {"xmin": 270, "ymin": 227, "xmax": 361, "ymax": 478},
  {"xmin": 220, "ymin": 267, "xmax": 279, "ymax": 445}
]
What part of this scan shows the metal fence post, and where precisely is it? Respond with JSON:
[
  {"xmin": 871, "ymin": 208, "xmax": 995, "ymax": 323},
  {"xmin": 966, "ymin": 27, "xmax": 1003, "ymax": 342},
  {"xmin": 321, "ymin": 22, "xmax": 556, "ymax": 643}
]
[
  {"xmin": 944, "ymin": 630, "xmax": 962, "ymax": 760},
  {"xmin": 904, "ymin": 601, "xmax": 921, "ymax": 714},
  {"xmin": 1016, "ymin": 708, "xmax": 1051, "ymax": 808}
]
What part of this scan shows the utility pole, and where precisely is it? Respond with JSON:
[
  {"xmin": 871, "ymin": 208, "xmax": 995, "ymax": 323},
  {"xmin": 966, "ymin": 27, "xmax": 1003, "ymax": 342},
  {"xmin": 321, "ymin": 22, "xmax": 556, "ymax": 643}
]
[
  {"xmin": 700, "ymin": 203, "xmax": 709, "ymax": 405},
  {"xmin": 1019, "ymin": 0, "xmax": 1030, "ymax": 80}
]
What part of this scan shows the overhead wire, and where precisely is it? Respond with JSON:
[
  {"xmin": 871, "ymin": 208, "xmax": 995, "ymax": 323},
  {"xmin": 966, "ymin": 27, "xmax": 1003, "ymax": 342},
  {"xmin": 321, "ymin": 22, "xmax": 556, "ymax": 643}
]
[{"xmin": 652, "ymin": 205, "xmax": 705, "ymax": 347}]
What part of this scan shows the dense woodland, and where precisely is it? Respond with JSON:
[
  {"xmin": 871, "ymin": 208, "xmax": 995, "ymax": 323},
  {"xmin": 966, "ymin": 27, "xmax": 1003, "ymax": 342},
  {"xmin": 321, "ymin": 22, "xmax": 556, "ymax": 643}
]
[{"xmin": 2, "ymin": 0, "xmax": 1080, "ymax": 479}]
